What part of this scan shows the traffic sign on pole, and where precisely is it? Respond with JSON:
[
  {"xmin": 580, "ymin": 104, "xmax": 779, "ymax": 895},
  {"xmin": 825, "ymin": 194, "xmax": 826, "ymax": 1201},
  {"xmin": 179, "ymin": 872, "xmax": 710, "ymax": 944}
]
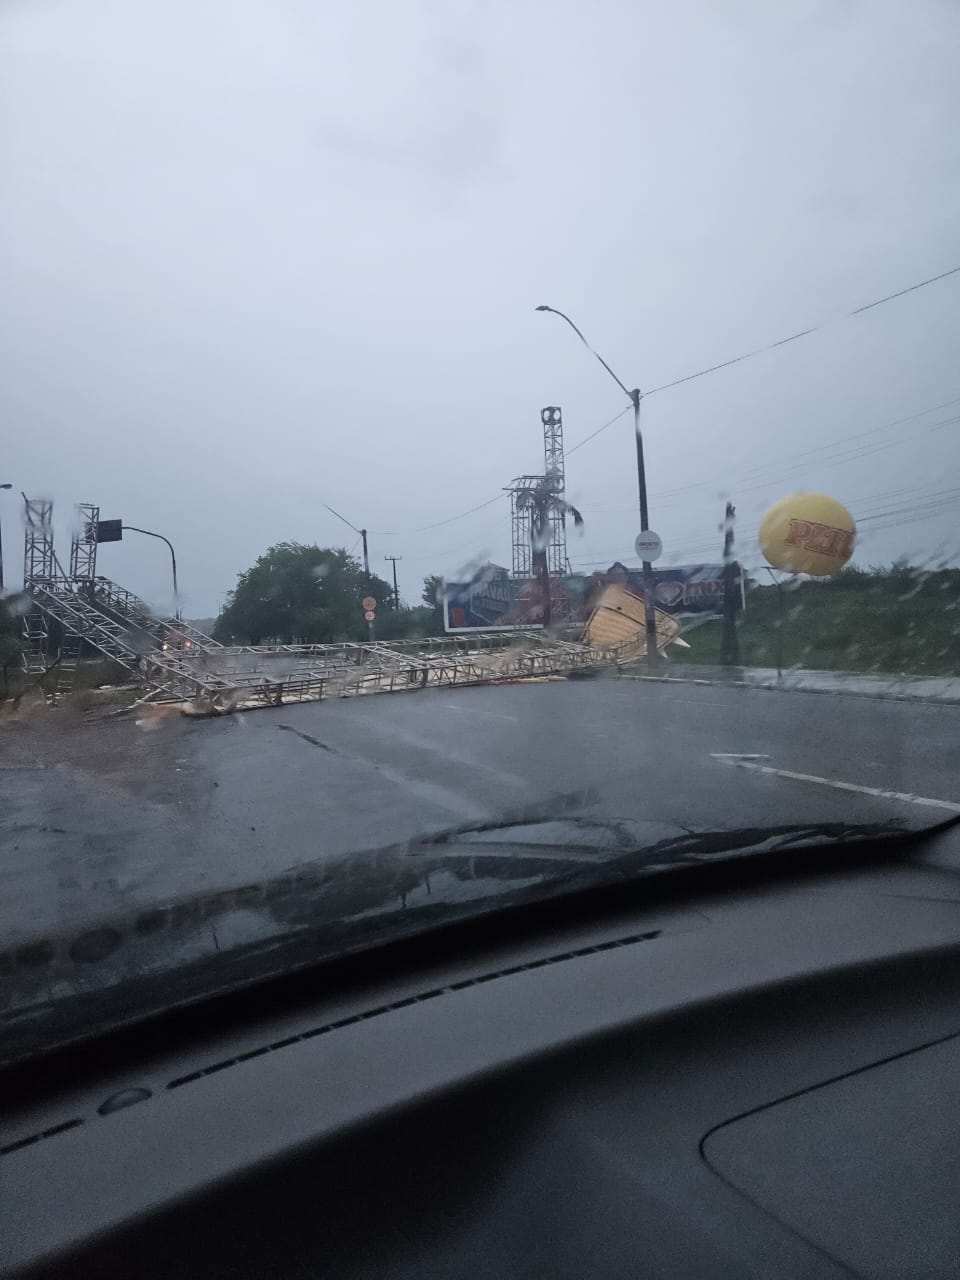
[
  {"xmin": 634, "ymin": 530, "xmax": 663, "ymax": 562},
  {"xmin": 364, "ymin": 609, "xmax": 376, "ymax": 622},
  {"xmin": 94, "ymin": 519, "xmax": 123, "ymax": 543},
  {"xmin": 362, "ymin": 595, "xmax": 376, "ymax": 611}
]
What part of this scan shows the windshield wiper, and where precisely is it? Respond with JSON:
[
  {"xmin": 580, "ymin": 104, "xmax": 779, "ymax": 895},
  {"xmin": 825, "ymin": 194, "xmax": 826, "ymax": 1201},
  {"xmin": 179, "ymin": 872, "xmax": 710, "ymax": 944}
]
[
  {"xmin": 405, "ymin": 816, "xmax": 909, "ymax": 865},
  {"xmin": 0, "ymin": 816, "xmax": 942, "ymax": 1070}
]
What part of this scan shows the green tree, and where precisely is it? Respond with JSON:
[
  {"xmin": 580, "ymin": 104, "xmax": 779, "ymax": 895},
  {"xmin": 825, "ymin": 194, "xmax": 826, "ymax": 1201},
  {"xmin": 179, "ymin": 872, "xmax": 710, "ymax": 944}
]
[
  {"xmin": 213, "ymin": 543, "xmax": 393, "ymax": 645},
  {"xmin": 0, "ymin": 597, "xmax": 22, "ymax": 697}
]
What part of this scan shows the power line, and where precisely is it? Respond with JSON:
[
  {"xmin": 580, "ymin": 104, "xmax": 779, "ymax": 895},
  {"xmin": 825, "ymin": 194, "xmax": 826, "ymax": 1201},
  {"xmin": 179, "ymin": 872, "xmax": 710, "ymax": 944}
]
[
  {"xmin": 565, "ymin": 263, "xmax": 960, "ymax": 452},
  {"xmin": 849, "ymin": 264, "xmax": 960, "ymax": 316},
  {"xmin": 857, "ymin": 488, "xmax": 960, "ymax": 524},
  {"xmin": 401, "ymin": 535, "xmax": 497, "ymax": 562},
  {"xmin": 644, "ymin": 328, "xmax": 817, "ymax": 397},
  {"xmin": 369, "ymin": 402, "xmax": 632, "ymax": 535},
  {"xmin": 566, "ymin": 406, "xmax": 632, "ymax": 456},
  {"xmin": 722, "ymin": 416, "xmax": 960, "ymax": 500},
  {"xmin": 736, "ymin": 396, "xmax": 960, "ymax": 478},
  {"xmin": 371, "ymin": 492, "xmax": 506, "ymax": 537},
  {"xmin": 578, "ymin": 397, "xmax": 960, "ymax": 515},
  {"xmin": 646, "ymin": 264, "xmax": 960, "ymax": 397},
  {"xmin": 571, "ymin": 480, "xmax": 960, "ymax": 569},
  {"xmin": 332, "ymin": 264, "xmax": 960, "ymax": 548}
]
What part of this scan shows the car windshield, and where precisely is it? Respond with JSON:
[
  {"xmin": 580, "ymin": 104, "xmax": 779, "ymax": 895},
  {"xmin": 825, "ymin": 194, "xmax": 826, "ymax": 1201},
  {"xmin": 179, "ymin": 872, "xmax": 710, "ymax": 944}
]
[{"xmin": 2, "ymin": 0, "xmax": 959, "ymax": 1062}]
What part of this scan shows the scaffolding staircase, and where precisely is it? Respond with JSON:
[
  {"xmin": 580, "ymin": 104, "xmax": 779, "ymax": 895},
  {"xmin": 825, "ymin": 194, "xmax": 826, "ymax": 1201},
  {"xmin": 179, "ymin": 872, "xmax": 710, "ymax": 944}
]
[
  {"xmin": 14, "ymin": 495, "xmax": 227, "ymax": 705},
  {"xmin": 90, "ymin": 577, "xmax": 221, "ymax": 652},
  {"xmin": 28, "ymin": 581, "xmax": 226, "ymax": 703},
  {"xmin": 52, "ymin": 632, "xmax": 82, "ymax": 703}
]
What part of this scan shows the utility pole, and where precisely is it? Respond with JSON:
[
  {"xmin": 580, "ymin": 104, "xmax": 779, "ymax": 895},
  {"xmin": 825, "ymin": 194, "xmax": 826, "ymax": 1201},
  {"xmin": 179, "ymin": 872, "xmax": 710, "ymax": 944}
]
[
  {"xmin": 537, "ymin": 306, "xmax": 660, "ymax": 666},
  {"xmin": 764, "ymin": 567, "xmax": 784, "ymax": 681},
  {"xmin": 360, "ymin": 531, "xmax": 375, "ymax": 640},
  {"xmin": 322, "ymin": 504, "xmax": 375, "ymax": 641},
  {"xmin": 384, "ymin": 555, "xmax": 402, "ymax": 611},
  {"xmin": 631, "ymin": 388, "xmax": 659, "ymax": 665},
  {"xmin": 720, "ymin": 502, "xmax": 741, "ymax": 666}
]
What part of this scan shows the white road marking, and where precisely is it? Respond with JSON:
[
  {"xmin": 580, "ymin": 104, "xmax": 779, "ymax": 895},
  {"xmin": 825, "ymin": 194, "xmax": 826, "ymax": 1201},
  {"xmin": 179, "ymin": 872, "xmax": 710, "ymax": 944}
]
[
  {"xmin": 713, "ymin": 757, "xmax": 960, "ymax": 814},
  {"xmin": 710, "ymin": 753, "xmax": 771, "ymax": 760},
  {"xmin": 672, "ymin": 700, "xmax": 731, "ymax": 707},
  {"xmin": 444, "ymin": 703, "xmax": 520, "ymax": 723}
]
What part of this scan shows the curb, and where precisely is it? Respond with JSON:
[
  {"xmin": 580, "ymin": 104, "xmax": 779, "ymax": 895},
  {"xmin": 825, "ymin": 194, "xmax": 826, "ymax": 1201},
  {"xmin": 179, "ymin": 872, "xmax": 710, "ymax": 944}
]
[{"xmin": 616, "ymin": 669, "xmax": 960, "ymax": 707}]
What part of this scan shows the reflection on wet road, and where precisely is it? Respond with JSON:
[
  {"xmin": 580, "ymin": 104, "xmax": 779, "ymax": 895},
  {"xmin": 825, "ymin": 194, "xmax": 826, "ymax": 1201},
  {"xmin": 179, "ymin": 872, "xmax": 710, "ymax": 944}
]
[{"xmin": 2, "ymin": 676, "xmax": 958, "ymax": 948}]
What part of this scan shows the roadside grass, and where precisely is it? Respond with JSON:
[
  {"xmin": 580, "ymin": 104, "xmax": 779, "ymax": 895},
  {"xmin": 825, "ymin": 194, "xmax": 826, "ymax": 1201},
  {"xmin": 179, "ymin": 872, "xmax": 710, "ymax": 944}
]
[{"xmin": 672, "ymin": 566, "xmax": 960, "ymax": 676}]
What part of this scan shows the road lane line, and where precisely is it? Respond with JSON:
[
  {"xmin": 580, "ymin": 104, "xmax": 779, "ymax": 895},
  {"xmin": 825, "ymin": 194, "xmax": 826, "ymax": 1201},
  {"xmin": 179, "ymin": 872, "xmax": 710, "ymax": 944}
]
[
  {"xmin": 443, "ymin": 703, "xmax": 520, "ymax": 722},
  {"xmin": 712, "ymin": 757, "xmax": 960, "ymax": 813}
]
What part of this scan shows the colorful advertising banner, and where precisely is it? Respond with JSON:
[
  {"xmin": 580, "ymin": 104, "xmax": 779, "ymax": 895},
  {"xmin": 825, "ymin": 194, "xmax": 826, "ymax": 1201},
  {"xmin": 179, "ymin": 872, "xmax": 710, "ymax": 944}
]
[{"xmin": 443, "ymin": 563, "xmax": 739, "ymax": 633}]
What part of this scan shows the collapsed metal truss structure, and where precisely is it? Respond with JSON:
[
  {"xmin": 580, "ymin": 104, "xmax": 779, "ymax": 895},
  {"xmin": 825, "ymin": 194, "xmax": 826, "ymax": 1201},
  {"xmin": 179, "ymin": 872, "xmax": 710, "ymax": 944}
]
[
  {"xmin": 17, "ymin": 496, "xmax": 633, "ymax": 714},
  {"xmin": 506, "ymin": 406, "xmax": 570, "ymax": 579},
  {"xmin": 19, "ymin": 497, "xmax": 224, "ymax": 705}
]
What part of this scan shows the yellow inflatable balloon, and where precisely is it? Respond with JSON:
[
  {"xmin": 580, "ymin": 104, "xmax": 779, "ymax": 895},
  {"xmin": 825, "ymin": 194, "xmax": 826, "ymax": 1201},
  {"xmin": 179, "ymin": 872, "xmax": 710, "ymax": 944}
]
[{"xmin": 759, "ymin": 492, "xmax": 856, "ymax": 576}]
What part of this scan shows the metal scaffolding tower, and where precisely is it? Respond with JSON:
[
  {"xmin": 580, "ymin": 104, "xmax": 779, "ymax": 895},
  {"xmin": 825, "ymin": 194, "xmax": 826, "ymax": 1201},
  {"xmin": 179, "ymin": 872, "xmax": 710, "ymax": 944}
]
[
  {"xmin": 19, "ymin": 496, "xmax": 215, "ymax": 702},
  {"xmin": 542, "ymin": 405, "xmax": 565, "ymax": 486},
  {"xmin": 21, "ymin": 497, "xmax": 58, "ymax": 684},
  {"xmin": 505, "ymin": 406, "xmax": 570, "ymax": 579},
  {"xmin": 541, "ymin": 405, "xmax": 569, "ymax": 575},
  {"xmin": 23, "ymin": 497, "xmax": 56, "ymax": 586},
  {"xmin": 70, "ymin": 503, "xmax": 99, "ymax": 582},
  {"xmin": 507, "ymin": 473, "xmax": 539, "ymax": 578}
]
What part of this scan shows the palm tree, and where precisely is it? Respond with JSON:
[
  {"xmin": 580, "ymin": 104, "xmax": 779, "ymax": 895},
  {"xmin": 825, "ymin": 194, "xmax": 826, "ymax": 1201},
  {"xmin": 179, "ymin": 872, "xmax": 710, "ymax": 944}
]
[{"xmin": 514, "ymin": 476, "xmax": 583, "ymax": 628}]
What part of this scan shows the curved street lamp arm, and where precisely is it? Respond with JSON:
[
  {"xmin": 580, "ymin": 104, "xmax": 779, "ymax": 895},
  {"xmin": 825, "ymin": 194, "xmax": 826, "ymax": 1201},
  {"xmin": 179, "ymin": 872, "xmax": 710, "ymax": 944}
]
[
  {"xmin": 122, "ymin": 525, "xmax": 179, "ymax": 616},
  {"xmin": 535, "ymin": 304, "xmax": 635, "ymax": 402}
]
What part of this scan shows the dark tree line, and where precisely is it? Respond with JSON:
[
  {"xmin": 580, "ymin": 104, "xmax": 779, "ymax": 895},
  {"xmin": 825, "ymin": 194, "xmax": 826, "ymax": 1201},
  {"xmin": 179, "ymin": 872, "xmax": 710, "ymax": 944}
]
[{"xmin": 213, "ymin": 543, "xmax": 444, "ymax": 645}]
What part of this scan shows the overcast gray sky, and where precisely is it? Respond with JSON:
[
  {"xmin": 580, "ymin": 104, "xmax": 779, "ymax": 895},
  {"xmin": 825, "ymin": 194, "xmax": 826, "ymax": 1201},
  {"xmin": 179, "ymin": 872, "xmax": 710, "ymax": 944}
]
[{"xmin": 3, "ymin": 0, "xmax": 960, "ymax": 615}]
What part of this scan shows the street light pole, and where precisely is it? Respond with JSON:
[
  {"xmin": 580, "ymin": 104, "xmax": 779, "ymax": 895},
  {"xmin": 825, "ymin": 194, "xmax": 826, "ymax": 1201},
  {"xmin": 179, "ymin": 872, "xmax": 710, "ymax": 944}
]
[
  {"xmin": 629, "ymin": 388, "xmax": 659, "ymax": 664},
  {"xmin": 764, "ymin": 566, "xmax": 784, "ymax": 681},
  {"xmin": 536, "ymin": 306, "xmax": 659, "ymax": 665},
  {"xmin": 0, "ymin": 483, "xmax": 12, "ymax": 596},
  {"xmin": 123, "ymin": 526, "xmax": 179, "ymax": 618}
]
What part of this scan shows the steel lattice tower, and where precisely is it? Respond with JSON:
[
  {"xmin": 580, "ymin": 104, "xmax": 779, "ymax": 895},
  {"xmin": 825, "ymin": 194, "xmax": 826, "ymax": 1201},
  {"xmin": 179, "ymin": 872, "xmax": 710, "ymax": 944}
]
[
  {"xmin": 21, "ymin": 497, "xmax": 56, "ymax": 677},
  {"xmin": 541, "ymin": 406, "xmax": 568, "ymax": 575},
  {"xmin": 504, "ymin": 407, "xmax": 570, "ymax": 579},
  {"xmin": 23, "ymin": 497, "xmax": 56, "ymax": 586},
  {"xmin": 69, "ymin": 503, "xmax": 100, "ymax": 582},
  {"xmin": 507, "ymin": 474, "xmax": 540, "ymax": 578},
  {"xmin": 542, "ymin": 405, "xmax": 564, "ymax": 486}
]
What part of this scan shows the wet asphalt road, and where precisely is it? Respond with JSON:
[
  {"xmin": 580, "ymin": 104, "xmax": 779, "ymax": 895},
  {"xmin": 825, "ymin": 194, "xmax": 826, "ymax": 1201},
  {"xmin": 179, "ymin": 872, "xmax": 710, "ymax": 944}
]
[{"xmin": 2, "ymin": 675, "xmax": 959, "ymax": 946}]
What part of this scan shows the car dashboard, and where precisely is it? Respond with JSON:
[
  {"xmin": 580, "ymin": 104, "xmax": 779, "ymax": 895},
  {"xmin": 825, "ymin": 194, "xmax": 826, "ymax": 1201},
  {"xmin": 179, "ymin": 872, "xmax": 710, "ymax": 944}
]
[{"xmin": 4, "ymin": 823, "xmax": 960, "ymax": 1278}]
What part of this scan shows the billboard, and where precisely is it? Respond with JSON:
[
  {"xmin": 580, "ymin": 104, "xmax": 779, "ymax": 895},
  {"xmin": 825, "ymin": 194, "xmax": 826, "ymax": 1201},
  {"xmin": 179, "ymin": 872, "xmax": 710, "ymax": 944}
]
[{"xmin": 443, "ymin": 563, "xmax": 739, "ymax": 633}]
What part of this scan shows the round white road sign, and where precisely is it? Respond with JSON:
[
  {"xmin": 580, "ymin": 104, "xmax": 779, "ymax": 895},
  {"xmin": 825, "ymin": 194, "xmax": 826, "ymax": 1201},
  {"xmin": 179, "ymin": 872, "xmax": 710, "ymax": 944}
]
[
  {"xmin": 364, "ymin": 609, "xmax": 376, "ymax": 622},
  {"xmin": 634, "ymin": 530, "xmax": 663, "ymax": 561}
]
